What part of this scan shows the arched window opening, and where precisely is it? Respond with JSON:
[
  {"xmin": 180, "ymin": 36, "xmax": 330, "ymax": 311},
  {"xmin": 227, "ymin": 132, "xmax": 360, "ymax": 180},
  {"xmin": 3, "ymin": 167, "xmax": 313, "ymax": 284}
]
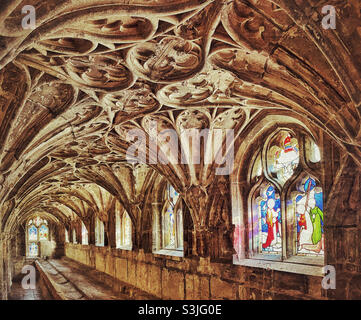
[
  {"xmin": 236, "ymin": 128, "xmax": 324, "ymax": 268},
  {"xmin": 292, "ymin": 176, "xmax": 324, "ymax": 256},
  {"xmin": 65, "ymin": 228, "xmax": 69, "ymax": 243},
  {"xmin": 81, "ymin": 221, "xmax": 88, "ymax": 245},
  {"xmin": 28, "ymin": 225, "xmax": 38, "ymax": 242},
  {"xmin": 26, "ymin": 216, "xmax": 50, "ymax": 257},
  {"xmin": 115, "ymin": 207, "xmax": 132, "ymax": 250},
  {"xmin": 267, "ymin": 131, "xmax": 299, "ymax": 186},
  {"xmin": 29, "ymin": 243, "xmax": 39, "ymax": 257},
  {"xmin": 161, "ymin": 183, "xmax": 184, "ymax": 252},
  {"xmin": 72, "ymin": 228, "xmax": 77, "ymax": 244},
  {"xmin": 252, "ymin": 183, "xmax": 282, "ymax": 256},
  {"xmin": 153, "ymin": 182, "xmax": 184, "ymax": 256},
  {"xmin": 95, "ymin": 216, "xmax": 104, "ymax": 246},
  {"xmin": 39, "ymin": 224, "xmax": 49, "ymax": 241}
]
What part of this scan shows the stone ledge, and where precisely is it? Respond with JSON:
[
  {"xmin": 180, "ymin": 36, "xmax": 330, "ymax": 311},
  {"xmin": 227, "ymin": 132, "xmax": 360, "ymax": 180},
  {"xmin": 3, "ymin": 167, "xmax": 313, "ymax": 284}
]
[
  {"xmin": 153, "ymin": 249, "xmax": 184, "ymax": 259},
  {"xmin": 35, "ymin": 260, "xmax": 70, "ymax": 300},
  {"xmin": 234, "ymin": 258, "xmax": 324, "ymax": 277}
]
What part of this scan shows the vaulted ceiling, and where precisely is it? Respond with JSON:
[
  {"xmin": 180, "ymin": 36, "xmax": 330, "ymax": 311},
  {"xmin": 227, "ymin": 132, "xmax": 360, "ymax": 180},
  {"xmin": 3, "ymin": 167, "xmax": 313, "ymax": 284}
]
[{"xmin": 0, "ymin": 0, "xmax": 360, "ymax": 234}]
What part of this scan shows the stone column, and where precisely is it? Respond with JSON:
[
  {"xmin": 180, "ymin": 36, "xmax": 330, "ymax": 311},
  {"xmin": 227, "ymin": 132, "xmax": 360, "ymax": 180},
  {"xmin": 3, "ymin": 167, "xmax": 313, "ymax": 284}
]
[{"xmin": 325, "ymin": 156, "xmax": 361, "ymax": 299}]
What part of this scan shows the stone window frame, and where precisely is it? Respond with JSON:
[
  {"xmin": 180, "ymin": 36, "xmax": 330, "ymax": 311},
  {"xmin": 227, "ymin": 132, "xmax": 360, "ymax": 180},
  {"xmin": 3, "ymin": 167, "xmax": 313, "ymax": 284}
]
[
  {"xmin": 65, "ymin": 227, "xmax": 69, "ymax": 243},
  {"xmin": 94, "ymin": 215, "xmax": 104, "ymax": 246},
  {"xmin": 152, "ymin": 181, "xmax": 184, "ymax": 257},
  {"xmin": 115, "ymin": 204, "xmax": 132, "ymax": 251},
  {"xmin": 81, "ymin": 221, "xmax": 89, "ymax": 245},
  {"xmin": 232, "ymin": 125, "xmax": 325, "ymax": 276},
  {"xmin": 26, "ymin": 216, "xmax": 49, "ymax": 257}
]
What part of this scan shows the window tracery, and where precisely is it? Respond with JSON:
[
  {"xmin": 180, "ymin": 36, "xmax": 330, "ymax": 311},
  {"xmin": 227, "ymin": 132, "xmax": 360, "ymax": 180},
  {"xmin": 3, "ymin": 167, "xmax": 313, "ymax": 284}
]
[
  {"xmin": 26, "ymin": 216, "xmax": 49, "ymax": 257},
  {"xmin": 240, "ymin": 129, "xmax": 324, "ymax": 267}
]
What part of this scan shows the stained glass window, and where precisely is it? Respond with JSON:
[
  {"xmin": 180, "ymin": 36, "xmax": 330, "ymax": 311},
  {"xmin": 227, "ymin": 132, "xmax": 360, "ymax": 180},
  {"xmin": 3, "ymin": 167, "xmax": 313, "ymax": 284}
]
[
  {"xmin": 168, "ymin": 184, "xmax": 180, "ymax": 206},
  {"xmin": 34, "ymin": 216, "xmax": 42, "ymax": 227},
  {"xmin": 268, "ymin": 131, "xmax": 299, "ymax": 185},
  {"xmin": 306, "ymin": 138, "xmax": 321, "ymax": 163},
  {"xmin": 39, "ymin": 224, "xmax": 49, "ymax": 240},
  {"xmin": 254, "ymin": 183, "xmax": 282, "ymax": 254},
  {"xmin": 162, "ymin": 183, "xmax": 183, "ymax": 250},
  {"xmin": 27, "ymin": 216, "xmax": 50, "ymax": 257},
  {"xmin": 29, "ymin": 243, "xmax": 38, "ymax": 257},
  {"xmin": 29, "ymin": 225, "xmax": 38, "ymax": 242},
  {"xmin": 164, "ymin": 203, "xmax": 176, "ymax": 248},
  {"xmin": 294, "ymin": 176, "xmax": 324, "ymax": 256},
  {"xmin": 243, "ymin": 129, "xmax": 324, "ymax": 266}
]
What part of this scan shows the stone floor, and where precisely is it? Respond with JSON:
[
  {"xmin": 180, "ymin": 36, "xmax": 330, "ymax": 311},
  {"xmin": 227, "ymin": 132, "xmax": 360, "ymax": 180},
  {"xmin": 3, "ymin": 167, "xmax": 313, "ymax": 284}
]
[
  {"xmin": 43, "ymin": 257, "xmax": 156, "ymax": 299},
  {"xmin": 8, "ymin": 257, "xmax": 157, "ymax": 300},
  {"xmin": 41, "ymin": 258, "xmax": 123, "ymax": 299},
  {"xmin": 9, "ymin": 276, "xmax": 43, "ymax": 300}
]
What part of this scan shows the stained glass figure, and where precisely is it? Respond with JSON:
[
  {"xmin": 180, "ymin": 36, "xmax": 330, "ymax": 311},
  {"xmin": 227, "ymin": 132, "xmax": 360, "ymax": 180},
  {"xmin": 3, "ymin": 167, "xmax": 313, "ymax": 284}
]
[
  {"xmin": 29, "ymin": 225, "xmax": 38, "ymax": 242},
  {"xmin": 294, "ymin": 176, "xmax": 324, "ymax": 256},
  {"xmin": 255, "ymin": 183, "xmax": 282, "ymax": 254},
  {"xmin": 29, "ymin": 243, "xmax": 38, "ymax": 256},
  {"xmin": 269, "ymin": 132, "xmax": 299, "ymax": 184},
  {"xmin": 39, "ymin": 224, "xmax": 48, "ymax": 240}
]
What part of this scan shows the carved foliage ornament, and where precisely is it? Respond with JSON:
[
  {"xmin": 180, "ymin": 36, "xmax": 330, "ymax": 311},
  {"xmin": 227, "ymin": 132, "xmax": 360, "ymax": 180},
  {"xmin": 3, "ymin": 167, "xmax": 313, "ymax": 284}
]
[
  {"xmin": 65, "ymin": 55, "xmax": 134, "ymax": 92},
  {"xmin": 127, "ymin": 36, "xmax": 203, "ymax": 83}
]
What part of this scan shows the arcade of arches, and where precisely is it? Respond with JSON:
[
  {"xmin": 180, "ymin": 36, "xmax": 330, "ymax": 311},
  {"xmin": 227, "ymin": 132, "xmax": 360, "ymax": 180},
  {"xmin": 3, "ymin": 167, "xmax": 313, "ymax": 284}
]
[{"xmin": 0, "ymin": 0, "xmax": 360, "ymax": 300}]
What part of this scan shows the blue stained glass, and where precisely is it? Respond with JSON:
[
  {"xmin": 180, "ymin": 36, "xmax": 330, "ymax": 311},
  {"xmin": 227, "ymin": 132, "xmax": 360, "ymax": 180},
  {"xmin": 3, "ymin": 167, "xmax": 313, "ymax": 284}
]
[
  {"xmin": 29, "ymin": 225, "xmax": 37, "ymax": 241},
  {"xmin": 257, "ymin": 184, "xmax": 282, "ymax": 253},
  {"xmin": 29, "ymin": 243, "xmax": 38, "ymax": 256}
]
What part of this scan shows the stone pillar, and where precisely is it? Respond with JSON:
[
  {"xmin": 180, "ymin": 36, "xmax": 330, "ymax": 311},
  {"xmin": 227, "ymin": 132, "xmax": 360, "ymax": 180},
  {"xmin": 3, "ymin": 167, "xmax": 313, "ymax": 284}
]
[
  {"xmin": 88, "ymin": 215, "xmax": 96, "ymax": 245},
  {"xmin": 54, "ymin": 224, "xmax": 65, "ymax": 257},
  {"xmin": 0, "ymin": 234, "xmax": 4, "ymax": 300},
  {"xmin": 325, "ymin": 156, "xmax": 361, "ymax": 299},
  {"xmin": 0, "ymin": 232, "xmax": 11, "ymax": 300}
]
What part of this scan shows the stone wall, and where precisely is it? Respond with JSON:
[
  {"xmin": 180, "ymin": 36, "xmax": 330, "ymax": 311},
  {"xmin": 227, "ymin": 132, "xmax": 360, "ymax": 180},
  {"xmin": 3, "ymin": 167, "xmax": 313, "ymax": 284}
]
[{"xmin": 65, "ymin": 243, "xmax": 325, "ymax": 300}]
